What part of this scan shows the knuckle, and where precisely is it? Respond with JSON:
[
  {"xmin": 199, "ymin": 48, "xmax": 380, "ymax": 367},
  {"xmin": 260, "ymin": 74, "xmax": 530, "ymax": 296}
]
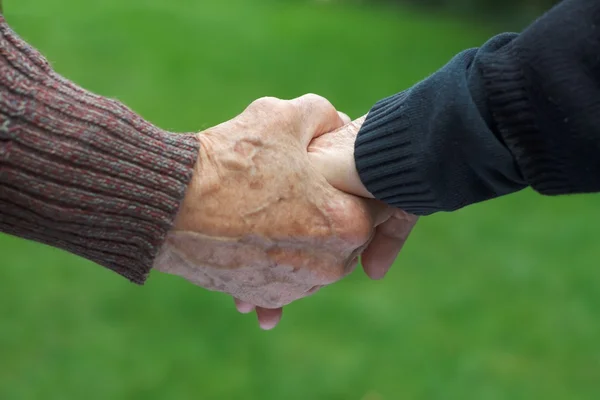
[
  {"xmin": 271, "ymin": 101, "xmax": 300, "ymax": 127},
  {"xmin": 277, "ymin": 99, "xmax": 298, "ymax": 115},
  {"xmin": 301, "ymin": 93, "xmax": 335, "ymax": 113},
  {"xmin": 338, "ymin": 199, "xmax": 374, "ymax": 246},
  {"xmin": 246, "ymin": 96, "xmax": 299, "ymax": 123},
  {"xmin": 302, "ymin": 93, "xmax": 328, "ymax": 105},
  {"xmin": 246, "ymin": 96, "xmax": 282, "ymax": 112}
]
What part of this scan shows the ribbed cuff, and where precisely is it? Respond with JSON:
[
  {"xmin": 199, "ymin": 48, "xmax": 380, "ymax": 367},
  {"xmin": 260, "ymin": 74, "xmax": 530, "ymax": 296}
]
[
  {"xmin": 0, "ymin": 17, "xmax": 199, "ymax": 283},
  {"xmin": 356, "ymin": 37, "xmax": 529, "ymax": 215},
  {"xmin": 355, "ymin": 93, "xmax": 438, "ymax": 215}
]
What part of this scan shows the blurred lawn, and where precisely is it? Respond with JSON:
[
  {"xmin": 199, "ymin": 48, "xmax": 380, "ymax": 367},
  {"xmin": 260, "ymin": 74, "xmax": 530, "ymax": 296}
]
[{"xmin": 2, "ymin": 0, "xmax": 600, "ymax": 399}]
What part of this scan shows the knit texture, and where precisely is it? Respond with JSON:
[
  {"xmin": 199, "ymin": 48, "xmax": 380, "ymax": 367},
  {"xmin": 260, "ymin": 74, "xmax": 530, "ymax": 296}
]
[
  {"xmin": 356, "ymin": 0, "xmax": 600, "ymax": 215},
  {"xmin": 355, "ymin": 35, "xmax": 526, "ymax": 215},
  {"xmin": 0, "ymin": 16, "xmax": 200, "ymax": 283},
  {"xmin": 481, "ymin": 0, "xmax": 600, "ymax": 196}
]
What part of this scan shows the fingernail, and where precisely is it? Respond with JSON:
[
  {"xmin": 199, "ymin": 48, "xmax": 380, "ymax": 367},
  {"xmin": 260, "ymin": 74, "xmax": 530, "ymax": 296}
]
[
  {"xmin": 235, "ymin": 300, "xmax": 255, "ymax": 314},
  {"xmin": 367, "ymin": 267, "xmax": 386, "ymax": 280},
  {"xmin": 237, "ymin": 304, "xmax": 255, "ymax": 314},
  {"xmin": 259, "ymin": 320, "xmax": 278, "ymax": 331}
]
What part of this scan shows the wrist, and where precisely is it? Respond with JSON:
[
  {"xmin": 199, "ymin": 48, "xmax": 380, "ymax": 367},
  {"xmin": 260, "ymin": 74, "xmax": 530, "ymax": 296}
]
[
  {"xmin": 171, "ymin": 132, "xmax": 220, "ymax": 234},
  {"xmin": 308, "ymin": 116, "xmax": 374, "ymax": 199}
]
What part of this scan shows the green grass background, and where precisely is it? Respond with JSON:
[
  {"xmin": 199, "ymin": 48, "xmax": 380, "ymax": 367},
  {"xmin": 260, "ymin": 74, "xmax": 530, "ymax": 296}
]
[{"xmin": 2, "ymin": 0, "xmax": 600, "ymax": 399}]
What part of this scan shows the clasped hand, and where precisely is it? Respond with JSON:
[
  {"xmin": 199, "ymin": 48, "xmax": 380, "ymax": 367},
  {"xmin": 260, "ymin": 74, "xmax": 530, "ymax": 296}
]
[{"xmin": 153, "ymin": 94, "xmax": 417, "ymax": 329}]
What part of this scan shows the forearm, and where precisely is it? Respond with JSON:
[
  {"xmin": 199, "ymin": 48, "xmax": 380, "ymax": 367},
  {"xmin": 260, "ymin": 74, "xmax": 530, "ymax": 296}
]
[
  {"xmin": 0, "ymin": 16, "xmax": 199, "ymax": 283},
  {"xmin": 354, "ymin": 34, "xmax": 526, "ymax": 215},
  {"xmin": 481, "ymin": 0, "xmax": 600, "ymax": 196},
  {"xmin": 355, "ymin": 0, "xmax": 600, "ymax": 215}
]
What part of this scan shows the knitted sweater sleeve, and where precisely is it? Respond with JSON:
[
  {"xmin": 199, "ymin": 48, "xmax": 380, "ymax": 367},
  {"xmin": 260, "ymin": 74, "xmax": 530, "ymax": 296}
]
[
  {"xmin": 0, "ymin": 16, "xmax": 200, "ymax": 283},
  {"xmin": 355, "ymin": 0, "xmax": 600, "ymax": 215}
]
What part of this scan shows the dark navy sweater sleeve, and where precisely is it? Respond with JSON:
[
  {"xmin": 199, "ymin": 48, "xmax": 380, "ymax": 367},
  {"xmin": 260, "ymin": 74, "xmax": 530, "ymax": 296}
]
[{"xmin": 355, "ymin": 0, "xmax": 600, "ymax": 215}]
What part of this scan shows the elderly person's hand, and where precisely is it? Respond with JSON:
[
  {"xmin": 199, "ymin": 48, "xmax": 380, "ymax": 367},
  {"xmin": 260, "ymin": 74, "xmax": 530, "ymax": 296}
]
[{"xmin": 153, "ymin": 95, "xmax": 392, "ymax": 329}]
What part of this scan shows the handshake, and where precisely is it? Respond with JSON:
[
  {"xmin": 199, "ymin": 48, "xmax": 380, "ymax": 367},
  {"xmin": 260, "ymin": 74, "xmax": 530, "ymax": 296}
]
[
  {"xmin": 153, "ymin": 94, "xmax": 418, "ymax": 329},
  {"xmin": 3, "ymin": 1, "xmax": 595, "ymax": 333}
]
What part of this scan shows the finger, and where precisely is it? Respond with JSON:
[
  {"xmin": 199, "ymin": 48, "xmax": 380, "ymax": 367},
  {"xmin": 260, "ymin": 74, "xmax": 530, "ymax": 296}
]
[
  {"xmin": 256, "ymin": 307, "xmax": 283, "ymax": 330},
  {"xmin": 338, "ymin": 111, "xmax": 351, "ymax": 125},
  {"xmin": 234, "ymin": 298, "xmax": 255, "ymax": 314},
  {"xmin": 361, "ymin": 212, "xmax": 418, "ymax": 280},
  {"xmin": 365, "ymin": 198, "xmax": 394, "ymax": 226},
  {"xmin": 304, "ymin": 285, "xmax": 322, "ymax": 297},
  {"xmin": 361, "ymin": 225, "xmax": 405, "ymax": 280},
  {"xmin": 289, "ymin": 94, "xmax": 346, "ymax": 147}
]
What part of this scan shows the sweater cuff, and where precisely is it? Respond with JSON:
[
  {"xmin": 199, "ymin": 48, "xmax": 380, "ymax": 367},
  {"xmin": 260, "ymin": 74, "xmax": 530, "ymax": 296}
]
[
  {"xmin": 0, "ymin": 17, "xmax": 199, "ymax": 283},
  {"xmin": 354, "ymin": 92, "xmax": 439, "ymax": 215},
  {"xmin": 356, "ymin": 35, "xmax": 529, "ymax": 216}
]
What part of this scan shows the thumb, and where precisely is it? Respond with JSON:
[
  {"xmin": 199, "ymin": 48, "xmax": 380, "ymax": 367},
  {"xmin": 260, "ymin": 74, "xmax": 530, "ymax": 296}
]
[{"xmin": 307, "ymin": 116, "xmax": 373, "ymax": 198}]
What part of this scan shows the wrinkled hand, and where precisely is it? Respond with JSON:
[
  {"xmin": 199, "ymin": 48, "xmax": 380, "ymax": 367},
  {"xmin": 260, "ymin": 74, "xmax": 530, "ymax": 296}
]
[
  {"xmin": 308, "ymin": 115, "xmax": 418, "ymax": 282},
  {"xmin": 153, "ymin": 95, "xmax": 389, "ymax": 329}
]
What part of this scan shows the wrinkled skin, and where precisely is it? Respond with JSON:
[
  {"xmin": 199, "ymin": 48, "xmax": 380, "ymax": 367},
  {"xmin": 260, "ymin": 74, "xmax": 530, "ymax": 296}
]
[
  {"xmin": 308, "ymin": 116, "xmax": 419, "ymax": 282},
  {"xmin": 154, "ymin": 96, "xmax": 419, "ymax": 329},
  {"xmin": 153, "ymin": 95, "xmax": 383, "ymax": 324}
]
